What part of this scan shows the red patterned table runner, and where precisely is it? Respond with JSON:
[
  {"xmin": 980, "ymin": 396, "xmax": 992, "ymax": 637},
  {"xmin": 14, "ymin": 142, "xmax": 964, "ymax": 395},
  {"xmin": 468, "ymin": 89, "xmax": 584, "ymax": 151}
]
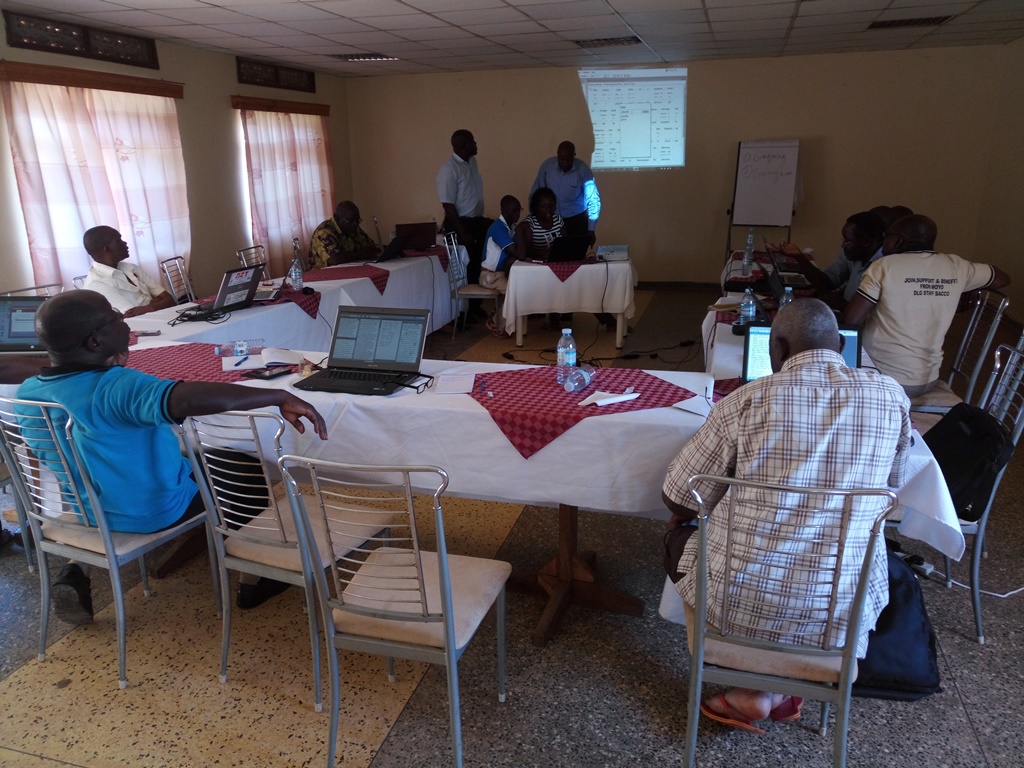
[
  {"xmin": 264, "ymin": 287, "xmax": 321, "ymax": 318},
  {"xmin": 302, "ymin": 265, "xmax": 390, "ymax": 294},
  {"xmin": 402, "ymin": 245, "xmax": 449, "ymax": 272},
  {"xmin": 713, "ymin": 377, "xmax": 743, "ymax": 403},
  {"xmin": 546, "ymin": 261, "xmax": 588, "ymax": 282},
  {"xmin": 469, "ymin": 367, "xmax": 697, "ymax": 459},
  {"xmin": 127, "ymin": 343, "xmax": 253, "ymax": 383}
]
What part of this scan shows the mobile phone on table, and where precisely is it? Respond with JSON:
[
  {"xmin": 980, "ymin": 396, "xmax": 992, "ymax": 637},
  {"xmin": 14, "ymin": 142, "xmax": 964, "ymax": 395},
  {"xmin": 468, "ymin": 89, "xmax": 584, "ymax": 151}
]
[{"xmin": 242, "ymin": 366, "xmax": 292, "ymax": 380}]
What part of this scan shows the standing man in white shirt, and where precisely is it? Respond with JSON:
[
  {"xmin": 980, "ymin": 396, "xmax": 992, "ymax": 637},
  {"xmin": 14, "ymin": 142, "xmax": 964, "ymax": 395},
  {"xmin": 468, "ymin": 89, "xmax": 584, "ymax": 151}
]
[
  {"xmin": 531, "ymin": 140, "xmax": 601, "ymax": 247},
  {"xmin": 437, "ymin": 129, "xmax": 491, "ymax": 295},
  {"xmin": 81, "ymin": 226, "xmax": 175, "ymax": 318}
]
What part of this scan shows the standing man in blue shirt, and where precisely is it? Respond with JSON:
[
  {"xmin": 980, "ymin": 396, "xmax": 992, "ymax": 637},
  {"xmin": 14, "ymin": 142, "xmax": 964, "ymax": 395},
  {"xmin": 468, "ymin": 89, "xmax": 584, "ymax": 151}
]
[{"xmin": 531, "ymin": 141, "xmax": 601, "ymax": 247}]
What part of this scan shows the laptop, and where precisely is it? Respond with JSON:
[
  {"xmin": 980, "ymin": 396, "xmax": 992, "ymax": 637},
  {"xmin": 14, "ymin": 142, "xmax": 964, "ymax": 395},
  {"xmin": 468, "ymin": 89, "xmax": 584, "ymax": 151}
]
[
  {"xmin": 0, "ymin": 295, "xmax": 48, "ymax": 357},
  {"xmin": 547, "ymin": 235, "xmax": 591, "ymax": 263},
  {"xmin": 180, "ymin": 265, "xmax": 264, "ymax": 321},
  {"xmin": 294, "ymin": 306, "xmax": 430, "ymax": 396},
  {"xmin": 741, "ymin": 322, "xmax": 863, "ymax": 383},
  {"xmin": 395, "ymin": 222, "xmax": 437, "ymax": 250},
  {"xmin": 374, "ymin": 235, "xmax": 408, "ymax": 264},
  {"xmin": 766, "ymin": 247, "xmax": 811, "ymax": 288}
]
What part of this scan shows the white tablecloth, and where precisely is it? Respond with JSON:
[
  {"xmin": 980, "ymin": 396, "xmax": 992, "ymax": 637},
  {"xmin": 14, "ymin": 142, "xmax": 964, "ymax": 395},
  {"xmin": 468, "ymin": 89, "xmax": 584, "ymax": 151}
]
[
  {"xmin": 126, "ymin": 251, "xmax": 462, "ymax": 353},
  {"xmin": 502, "ymin": 260, "xmax": 636, "ymax": 345}
]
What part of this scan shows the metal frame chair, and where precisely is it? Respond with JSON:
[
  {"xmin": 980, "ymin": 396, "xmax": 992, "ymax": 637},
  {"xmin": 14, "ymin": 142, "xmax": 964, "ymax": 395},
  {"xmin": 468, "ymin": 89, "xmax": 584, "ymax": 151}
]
[
  {"xmin": 160, "ymin": 256, "xmax": 197, "ymax": 304},
  {"xmin": 681, "ymin": 474, "xmax": 898, "ymax": 768},
  {"xmin": 445, "ymin": 232, "xmax": 500, "ymax": 338},
  {"xmin": 279, "ymin": 457, "xmax": 511, "ymax": 768},
  {"xmin": 3, "ymin": 284, "xmax": 63, "ymax": 297},
  {"xmin": 0, "ymin": 449, "xmax": 35, "ymax": 571},
  {"xmin": 0, "ymin": 396, "xmax": 218, "ymax": 689},
  {"xmin": 71, "ymin": 276, "xmax": 87, "ymax": 289},
  {"xmin": 911, "ymin": 289, "xmax": 1009, "ymax": 415},
  {"xmin": 181, "ymin": 411, "xmax": 399, "ymax": 711},
  {"xmin": 939, "ymin": 343, "xmax": 1024, "ymax": 644},
  {"xmin": 237, "ymin": 245, "xmax": 270, "ymax": 278}
]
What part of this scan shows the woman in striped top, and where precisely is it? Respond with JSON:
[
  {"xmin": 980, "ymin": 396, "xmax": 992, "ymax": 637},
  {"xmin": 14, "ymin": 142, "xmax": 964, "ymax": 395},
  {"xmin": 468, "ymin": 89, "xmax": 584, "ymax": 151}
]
[{"xmin": 517, "ymin": 186, "xmax": 566, "ymax": 261}]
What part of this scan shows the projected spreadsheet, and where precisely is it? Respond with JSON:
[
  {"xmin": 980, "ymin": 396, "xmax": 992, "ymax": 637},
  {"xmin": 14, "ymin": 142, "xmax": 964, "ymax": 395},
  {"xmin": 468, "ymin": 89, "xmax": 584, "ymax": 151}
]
[{"xmin": 580, "ymin": 68, "xmax": 687, "ymax": 170}]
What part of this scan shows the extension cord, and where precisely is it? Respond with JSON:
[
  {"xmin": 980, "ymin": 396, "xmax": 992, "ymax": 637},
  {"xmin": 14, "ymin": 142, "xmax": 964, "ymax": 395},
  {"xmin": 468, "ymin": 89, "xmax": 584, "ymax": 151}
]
[{"xmin": 911, "ymin": 561, "xmax": 935, "ymax": 577}]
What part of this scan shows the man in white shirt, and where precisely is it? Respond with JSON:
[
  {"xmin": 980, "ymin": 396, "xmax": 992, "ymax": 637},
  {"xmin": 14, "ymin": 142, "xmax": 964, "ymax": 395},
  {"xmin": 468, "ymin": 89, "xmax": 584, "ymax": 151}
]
[
  {"xmin": 436, "ymin": 129, "xmax": 490, "ymax": 287},
  {"xmin": 81, "ymin": 226, "xmax": 175, "ymax": 318}
]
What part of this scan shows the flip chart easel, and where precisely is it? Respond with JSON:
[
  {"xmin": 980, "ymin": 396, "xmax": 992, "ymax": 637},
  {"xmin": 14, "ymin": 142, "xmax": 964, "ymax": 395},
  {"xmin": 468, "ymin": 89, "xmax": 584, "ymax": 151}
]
[{"xmin": 726, "ymin": 139, "xmax": 800, "ymax": 258}]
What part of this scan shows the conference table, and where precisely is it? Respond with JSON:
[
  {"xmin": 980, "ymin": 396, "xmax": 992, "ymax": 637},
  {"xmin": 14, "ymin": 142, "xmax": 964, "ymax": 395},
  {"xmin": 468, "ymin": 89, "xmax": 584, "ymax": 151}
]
[
  {"xmin": 125, "ymin": 248, "xmax": 461, "ymax": 353},
  {"xmin": 502, "ymin": 259, "xmax": 636, "ymax": 348}
]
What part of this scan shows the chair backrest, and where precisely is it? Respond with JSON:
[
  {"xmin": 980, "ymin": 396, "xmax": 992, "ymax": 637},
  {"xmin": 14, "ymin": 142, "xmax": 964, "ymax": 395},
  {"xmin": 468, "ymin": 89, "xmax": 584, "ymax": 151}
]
[
  {"xmin": 0, "ymin": 396, "xmax": 111, "ymax": 544},
  {"xmin": 948, "ymin": 290, "xmax": 1008, "ymax": 404},
  {"xmin": 3, "ymin": 284, "xmax": 63, "ymax": 297},
  {"xmin": 181, "ymin": 411, "xmax": 289, "ymax": 547},
  {"xmin": 237, "ymin": 245, "xmax": 269, "ymax": 278},
  {"xmin": 978, "ymin": 344, "xmax": 1024, "ymax": 446},
  {"xmin": 279, "ymin": 457, "xmax": 452, "ymax": 629},
  {"xmin": 686, "ymin": 474, "xmax": 898, "ymax": 657},
  {"xmin": 71, "ymin": 275, "xmax": 87, "ymax": 289},
  {"xmin": 160, "ymin": 256, "xmax": 197, "ymax": 304}
]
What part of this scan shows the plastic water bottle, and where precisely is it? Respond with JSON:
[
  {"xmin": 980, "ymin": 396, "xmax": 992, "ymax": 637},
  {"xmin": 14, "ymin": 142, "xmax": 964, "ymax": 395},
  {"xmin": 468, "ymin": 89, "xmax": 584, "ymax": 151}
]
[
  {"xmin": 564, "ymin": 363, "xmax": 595, "ymax": 393},
  {"xmin": 214, "ymin": 338, "xmax": 265, "ymax": 356},
  {"xmin": 556, "ymin": 328, "xmax": 576, "ymax": 385},
  {"xmin": 779, "ymin": 286, "xmax": 795, "ymax": 309},
  {"xmin": 742, "ymin": 227, "xmax": 755, "ymax": 275},
  {"xmin": 289, "ymin": 256, "xmax": 304, "ymax": 291},
  {"xmin": 739, "ymin": 288, "xmax": 757, "ymax": 325}
]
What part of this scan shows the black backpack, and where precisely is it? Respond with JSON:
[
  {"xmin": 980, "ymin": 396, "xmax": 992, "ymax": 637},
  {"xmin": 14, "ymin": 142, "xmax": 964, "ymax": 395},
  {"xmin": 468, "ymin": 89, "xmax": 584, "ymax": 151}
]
[{"xmin": 922, "ymin": 402, "xmax": 1014, "ymax": 523}]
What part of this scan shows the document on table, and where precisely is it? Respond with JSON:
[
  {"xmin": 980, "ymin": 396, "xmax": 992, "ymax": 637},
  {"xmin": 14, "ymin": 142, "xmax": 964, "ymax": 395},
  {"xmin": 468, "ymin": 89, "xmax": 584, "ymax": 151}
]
[{"xmin": 435, "ymin": 372, "xmax": 476, "ymax": 394}]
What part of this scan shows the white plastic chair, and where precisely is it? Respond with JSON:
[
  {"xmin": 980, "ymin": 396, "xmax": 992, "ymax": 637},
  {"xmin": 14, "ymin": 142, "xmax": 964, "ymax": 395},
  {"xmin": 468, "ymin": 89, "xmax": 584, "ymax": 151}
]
[
  {"xmin": 681, "ymin": 473, "xmax": 898, "ymax": 768},
  {"xmin": 0, "ymin": 396, "xmax": 218, "ymax": 689},
  {"xmin": 182, "ymin": 411, "xmax": 400, "ymax": 711},
  {"xmin": 279, "ymin": 457, "xmax": 511, "ymax": 768}
]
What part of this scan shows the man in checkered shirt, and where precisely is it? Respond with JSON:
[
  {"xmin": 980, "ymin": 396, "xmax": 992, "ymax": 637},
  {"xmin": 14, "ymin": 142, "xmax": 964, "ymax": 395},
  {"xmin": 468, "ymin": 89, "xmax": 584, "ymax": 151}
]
[{"xmin": 662, "ymin": 298, "xmax": 911, "ymax": 732}]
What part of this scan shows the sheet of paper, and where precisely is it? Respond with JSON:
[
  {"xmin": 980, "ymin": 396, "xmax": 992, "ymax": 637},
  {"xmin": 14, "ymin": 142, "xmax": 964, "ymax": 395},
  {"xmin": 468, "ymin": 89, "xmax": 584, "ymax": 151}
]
[
  {"xmin": 435, "ymin": 372, "xmax": 476, "ymax": 394},
  {"xmin": 578, "ymin": 390, "xmax": 641, "ymax": 407},
  {"xmin": 220, "ymin": 354, "xmax": 265, "ymax": 371},
  {"xmin": 261, "ymin": 347, "xmax": 304, "ymax": 366}
]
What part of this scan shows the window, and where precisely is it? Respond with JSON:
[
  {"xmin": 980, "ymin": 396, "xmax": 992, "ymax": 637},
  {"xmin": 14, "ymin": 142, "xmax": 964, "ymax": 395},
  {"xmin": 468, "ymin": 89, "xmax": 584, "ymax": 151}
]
[
  {"xmin": 1, "ymin": 64, "xmax": 188, "ymax": 288},
  {"xmin": 234, "ymin": 96, "xmax": 333, "ymax": 277}
]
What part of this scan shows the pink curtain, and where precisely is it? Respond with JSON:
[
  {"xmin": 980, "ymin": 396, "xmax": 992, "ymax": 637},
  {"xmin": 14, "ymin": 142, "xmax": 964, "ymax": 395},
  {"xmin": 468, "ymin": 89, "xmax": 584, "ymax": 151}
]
[
  {"xmin": 240, "ymin": 109, "xmax": 333, "ymax": 277},
  {"xmin": 1, "ymin": 81, "xmax": 190, "ymax": 289}
]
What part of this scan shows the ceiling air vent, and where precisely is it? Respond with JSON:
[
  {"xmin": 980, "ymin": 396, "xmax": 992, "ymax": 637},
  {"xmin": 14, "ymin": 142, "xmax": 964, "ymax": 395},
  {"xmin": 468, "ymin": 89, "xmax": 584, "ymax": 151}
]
[
  {"xmin": 868, "ymin": 16, "xmax": 954, "ymax": 30},
  {"xmin": 573, "ymin": 36, "xmax": 642, "ymax": 49}
]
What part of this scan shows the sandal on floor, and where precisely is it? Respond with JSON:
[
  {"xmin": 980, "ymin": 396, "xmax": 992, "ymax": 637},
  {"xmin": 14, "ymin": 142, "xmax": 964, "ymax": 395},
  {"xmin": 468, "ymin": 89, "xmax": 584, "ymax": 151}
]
[
  {"xmin": 699, "ymin": 693, "xmax": 766, "ymax": 735},
  {"xmin": 769, "ymin": 696, "xmax": 803, "ymax": 722},
  {"xmin": 485, "ymin": 314, "xmax": 510, "ymax": 339}
]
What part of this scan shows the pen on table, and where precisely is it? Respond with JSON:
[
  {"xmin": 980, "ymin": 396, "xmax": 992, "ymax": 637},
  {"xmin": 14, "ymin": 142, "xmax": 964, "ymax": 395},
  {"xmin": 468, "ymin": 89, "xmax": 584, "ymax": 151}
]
[
  {"xmin": 478, "ymin": 379, "xmax": 487, "ymax": 393},
  {"xmin": 233, "ymin": 355, "xmax": 249, "ymax": 367}
]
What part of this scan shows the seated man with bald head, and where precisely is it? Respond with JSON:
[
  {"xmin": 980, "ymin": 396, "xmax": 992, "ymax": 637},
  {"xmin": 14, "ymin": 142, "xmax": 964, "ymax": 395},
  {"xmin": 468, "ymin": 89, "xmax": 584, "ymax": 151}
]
[
  {"xmin": 308, "ymin": 201, "xmax": 380, "ymax": 269},
  {"xmin": 81, "ymin": 226, "xmax": 175, "ymax": 318},
  {"xmin": 663, "ymin": 299, "xmax": 911, "ymax": 733},
  {"xmin": 17, "ymin": 290, "xmax": 328, "ymax": 623},
  {"xmin": 845, "ymin": 214, "xmax": 1010, "ymax": 397}
]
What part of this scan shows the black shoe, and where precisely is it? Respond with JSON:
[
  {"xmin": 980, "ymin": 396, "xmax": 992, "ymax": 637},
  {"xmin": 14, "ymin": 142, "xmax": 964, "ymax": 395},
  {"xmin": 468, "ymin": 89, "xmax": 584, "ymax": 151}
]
[
  {"xmin": 237, "ymin": 578, "xmax": 290, "ymax": 609},
  {"xmin": 52, "ymin": 563, "xmax": 94, "ymax": 625}
]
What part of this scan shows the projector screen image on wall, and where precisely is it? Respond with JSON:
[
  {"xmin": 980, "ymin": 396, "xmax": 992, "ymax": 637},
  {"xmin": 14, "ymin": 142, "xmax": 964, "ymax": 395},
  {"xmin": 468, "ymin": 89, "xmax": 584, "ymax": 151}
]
[{"xmin": 578, "ymin": 67, "xmax": 687, "ymax": 171}]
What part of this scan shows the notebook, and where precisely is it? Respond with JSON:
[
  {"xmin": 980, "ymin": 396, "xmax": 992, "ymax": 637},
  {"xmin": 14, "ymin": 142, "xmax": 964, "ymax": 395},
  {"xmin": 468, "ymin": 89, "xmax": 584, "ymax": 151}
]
[
  {"xmin": 767, "ymin": 247, "xmax": 811, "ymax": 288},
  {"xmin": 179, "ymin": 265, "xmax": 265, "ymax": 321},
  {"xmin": 741, "ymin": 322, "xmax": 863, "ymax": 383},
  {"xmin": 395, "ymin": 222, "xmax": 437, "ymax": 250},
  {"xmin": 0, "ymin": 295, "xmax": 48, "ymax": 357},
  {"xmin": 374, "ymin": 235, "xmax": 408, "ymax": 263},
  {"xmin": 546, "ymin": 235, "xmax": 591, "ymax": 263},
  {"xmin": 293, "ymin": 306, "xmax": 429, "ymax": 396}
]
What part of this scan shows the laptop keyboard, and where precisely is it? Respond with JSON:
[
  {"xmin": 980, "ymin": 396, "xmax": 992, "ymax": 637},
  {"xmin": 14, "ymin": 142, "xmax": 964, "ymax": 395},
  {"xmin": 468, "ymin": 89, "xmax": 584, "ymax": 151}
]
[{"xmin": 320, "ymin": 369, "xmax": 400, "ymax": 382}]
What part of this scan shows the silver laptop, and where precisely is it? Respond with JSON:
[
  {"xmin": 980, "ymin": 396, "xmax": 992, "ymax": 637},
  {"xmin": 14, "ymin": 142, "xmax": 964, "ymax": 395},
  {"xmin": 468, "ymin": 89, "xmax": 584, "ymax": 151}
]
[
  {"xmin": 180, "ymin": 265, "xmax": 264, "ymax": 321},
  {"xmin": 294, "ymin": 306, "xmax": 429, "ymax": 396},
  {"xmin": 741, "ymin": 322, "xmax": 863, "ymax": 383},
  {"xmin": 0, "ymin": 295, "xmax": 48, "ymax": 357}
]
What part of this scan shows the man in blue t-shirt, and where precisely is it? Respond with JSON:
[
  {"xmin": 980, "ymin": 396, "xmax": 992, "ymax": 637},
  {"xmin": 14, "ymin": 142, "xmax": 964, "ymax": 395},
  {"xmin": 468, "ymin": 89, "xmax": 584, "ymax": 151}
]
[{"xmin": 16, "ymin": 290, "xmax": 328, "ymax": 624}]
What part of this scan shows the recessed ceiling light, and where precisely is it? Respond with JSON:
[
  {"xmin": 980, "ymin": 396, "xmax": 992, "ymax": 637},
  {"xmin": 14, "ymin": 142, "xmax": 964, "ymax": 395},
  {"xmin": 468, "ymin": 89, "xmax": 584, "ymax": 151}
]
[
  {"xmin": 331, "ymin": 53, "xmax": 399, "ymax": 62},
  {"xmin": 868, "ymin": 16, "xmax": 954, "ymax": 30},
  {"xmin": 573, "ymin": 36, "xmax": 641, "ymax": 49}
]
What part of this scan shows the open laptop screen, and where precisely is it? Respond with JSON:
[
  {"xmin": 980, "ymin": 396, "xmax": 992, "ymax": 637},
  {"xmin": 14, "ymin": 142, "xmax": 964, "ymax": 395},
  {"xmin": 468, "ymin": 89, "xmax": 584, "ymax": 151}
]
[
  {"xmin": 326, "ymin": 306, "xmax": 429, "ymax": 373},
  {"xmin": 742, "ymin": 323, "xmax": 863, "ymax": 383},
  {"xmin": 0, "ymin": 296, "xmax": 47, "ymax": 355}
]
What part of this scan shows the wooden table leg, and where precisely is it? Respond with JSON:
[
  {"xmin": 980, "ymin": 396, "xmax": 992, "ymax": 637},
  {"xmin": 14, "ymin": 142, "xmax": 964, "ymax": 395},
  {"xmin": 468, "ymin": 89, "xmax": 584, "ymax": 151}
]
[{"xmin": 511, "ymin": 503, "xmax": 644, "ymax": 647}]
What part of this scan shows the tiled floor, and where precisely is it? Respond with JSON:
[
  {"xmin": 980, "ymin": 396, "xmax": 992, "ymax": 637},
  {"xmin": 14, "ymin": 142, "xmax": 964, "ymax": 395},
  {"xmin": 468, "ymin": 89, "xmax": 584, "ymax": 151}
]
[{"xmin": 2, "ymin": 288, "xmax": 1023, "ymax": 767}]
